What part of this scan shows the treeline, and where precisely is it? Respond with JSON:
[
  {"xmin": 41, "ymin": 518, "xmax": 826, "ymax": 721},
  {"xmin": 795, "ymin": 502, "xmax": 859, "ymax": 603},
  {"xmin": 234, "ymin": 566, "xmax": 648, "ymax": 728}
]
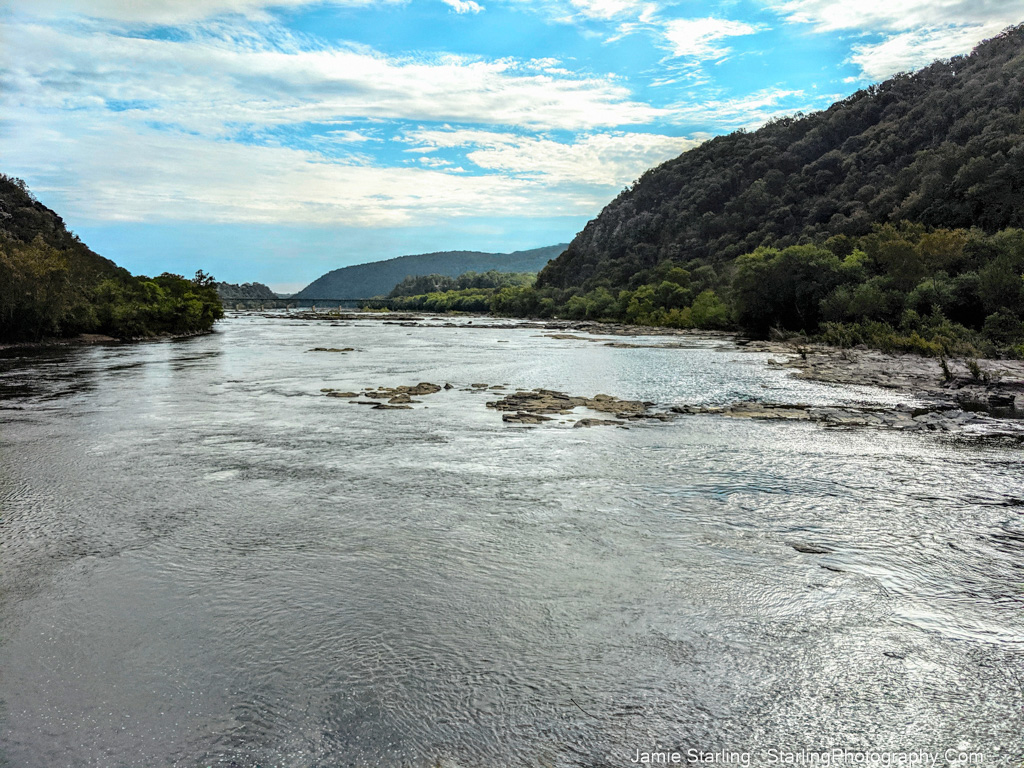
[
  {"xmin": 216, "ymin": 281, "xmax": 278, "ymax": 300},
  {"xmin": 0, "ymin": 175, "xmax": 223, "ymax": 343},
  {"xmin": 388, "ymin": 270, "xmax": 534, "ymax": 298},
  {"xmin": 385, "ymin": 224, "xmax": 1024, "ymax": 358}
]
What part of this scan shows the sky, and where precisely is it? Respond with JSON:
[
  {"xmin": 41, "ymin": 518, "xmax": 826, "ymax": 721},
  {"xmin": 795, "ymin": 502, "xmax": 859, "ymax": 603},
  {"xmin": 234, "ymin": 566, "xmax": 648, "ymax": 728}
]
[{"xmin": 1, "ymin": 1, "xmax": 1021, "ymax": 292}]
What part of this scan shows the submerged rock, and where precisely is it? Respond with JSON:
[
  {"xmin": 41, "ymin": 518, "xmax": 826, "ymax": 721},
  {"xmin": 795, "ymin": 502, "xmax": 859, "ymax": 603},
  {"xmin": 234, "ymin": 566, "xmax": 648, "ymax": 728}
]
[
  {"xmin": 486, "ymin": 387, "xmax": 673, "ymax": 426},
  {"xmin": 672, "ymin": 399, "xmax": 1024, "ymax": 441},
  {"xmin": 502, "ymin": 411, "xmax": 554, "ymax": 424},
  {"xmin": 573, "ymin": 418, "xmax": 626, "ymax": 428},
  {"xmin": 790, "ymin": 542, "xmax": 834, "ymax": 554},
  {"xmin": 388, "ymin": 393, "xmax": 420, "ymax": 404},
  {"xmin": 325, "ymin": 381, "xmax": 443, "ymax": 408}
]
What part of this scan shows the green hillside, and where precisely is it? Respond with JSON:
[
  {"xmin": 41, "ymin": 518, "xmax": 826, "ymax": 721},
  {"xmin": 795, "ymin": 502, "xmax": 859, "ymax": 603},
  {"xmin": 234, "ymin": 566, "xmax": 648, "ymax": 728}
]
[
  {"xmin": 483, "ymin": 25, "xmax": 1024, "ymax": 357},
  {"xmin": 294, "ymin": 245, "xmax": 566, "ymax": 300},
  {"xmin": 0, "ymin": 175, "xmax": 223, "ymax": 343}
]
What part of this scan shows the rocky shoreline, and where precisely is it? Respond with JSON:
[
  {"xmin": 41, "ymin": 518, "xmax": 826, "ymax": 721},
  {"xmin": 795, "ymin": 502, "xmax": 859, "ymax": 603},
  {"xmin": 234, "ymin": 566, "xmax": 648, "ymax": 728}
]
[
  {"xmin": 293, "ymin": 309, "xmax": 1023, "ymax": 441},
  {"xmin": 0, "ymin": 329, "xmax": 218, "ymax": 352},
  {"xmin": 535, "ymin": 322, "xmax": 1024, "ymax": 440},
  {"xmin": 670, "ymin": 400, "xmax": 1023, "ymax": 437}
]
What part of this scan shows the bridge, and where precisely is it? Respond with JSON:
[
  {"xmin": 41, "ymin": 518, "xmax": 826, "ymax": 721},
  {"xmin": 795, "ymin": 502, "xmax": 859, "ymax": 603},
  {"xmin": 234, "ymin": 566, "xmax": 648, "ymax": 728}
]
[
  {"xmin": 292, "ymin": 298, "xmax": 393, "ymax": 307},
  {"xmin": 224, "ymin": 297, "xmax": 395, "ymax": 309}
]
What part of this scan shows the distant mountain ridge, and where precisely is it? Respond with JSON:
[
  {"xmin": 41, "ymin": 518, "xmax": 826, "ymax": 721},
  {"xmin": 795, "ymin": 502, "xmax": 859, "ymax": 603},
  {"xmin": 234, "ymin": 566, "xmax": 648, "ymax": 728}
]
[{"xmin": 294, "ymin": 245, "xmax": 567, "ymax": 300}]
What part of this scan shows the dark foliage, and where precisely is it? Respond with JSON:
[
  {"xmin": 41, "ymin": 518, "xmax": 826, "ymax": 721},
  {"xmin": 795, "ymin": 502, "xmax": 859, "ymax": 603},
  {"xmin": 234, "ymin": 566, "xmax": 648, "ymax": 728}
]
[
  {"xmin": 388, "ymin": 270, "xmax": 535, "ymax": 298},
  {"xmin": 0, "ymin": 175, "xmax": 223, "ymax": 342},
  {"xmin": 511, "ymin": 26, "xmax": 1024, "ymax": 356},
  {"xmin": 539, "ymin": 26, "xmax": 1024, "ymax": 293},
  {"xmin": 215, "ymin": 281, "xmax": 279, "ymax": 300}
]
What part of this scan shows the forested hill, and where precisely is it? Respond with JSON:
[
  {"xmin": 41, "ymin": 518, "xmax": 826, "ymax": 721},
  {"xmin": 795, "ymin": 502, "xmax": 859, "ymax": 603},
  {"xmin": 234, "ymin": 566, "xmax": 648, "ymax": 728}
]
[
  {"xmin": 0, "ymin": 175, "xmax": 129, "ymax": 284},
  {"xmin": 0, "ymin": 175, "xmax": 222, "ymax": 342},
  {"xmin": 539, "ymin": 25, "xmax": 1024, "ymax": 292},
  {"xmin": 216, "ymin": 281, "xmax": 278, "ymax": 300},
  {"xmin": 295, "ymin": 244, "xmax": 566, "ymax": 300}
]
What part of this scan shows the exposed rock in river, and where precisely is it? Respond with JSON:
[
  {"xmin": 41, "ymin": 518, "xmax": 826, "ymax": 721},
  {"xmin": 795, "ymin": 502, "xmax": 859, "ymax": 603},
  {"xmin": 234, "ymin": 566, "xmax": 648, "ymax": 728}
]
[
  {"xmin": 790, "ymin": 542, "xmax": 834, "ymax": 554},
  {"xmin": 324, "ymin": 382, "xmax": 442, "ymax": 409},
  {"xmin": 486, "ymin": 388, "xmax": 670, "ymax": 424},
  {"xmin": 573, "ymin": 418, "xmax": 627, "ymax": 428},
  {"xmin": 502, "ymin": 412, "xmax": 553, "ymax": 424},
  {"xmin": 671, "ymin": 400, "xmax": 1024, "ymax": 440}
]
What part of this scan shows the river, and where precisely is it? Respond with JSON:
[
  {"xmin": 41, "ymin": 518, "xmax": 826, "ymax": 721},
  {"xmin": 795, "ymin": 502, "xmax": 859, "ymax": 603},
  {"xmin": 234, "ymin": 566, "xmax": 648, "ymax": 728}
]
[{"xmin": 1, "ymin": 314, "xmax": 1021, "ymax": 767}]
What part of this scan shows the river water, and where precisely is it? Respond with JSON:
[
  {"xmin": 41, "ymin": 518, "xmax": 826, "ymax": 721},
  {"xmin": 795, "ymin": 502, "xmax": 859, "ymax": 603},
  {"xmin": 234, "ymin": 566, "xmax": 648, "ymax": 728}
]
[{"xmin": 1, "ymin": 314, "xmax": 1022, "ymax": 767}]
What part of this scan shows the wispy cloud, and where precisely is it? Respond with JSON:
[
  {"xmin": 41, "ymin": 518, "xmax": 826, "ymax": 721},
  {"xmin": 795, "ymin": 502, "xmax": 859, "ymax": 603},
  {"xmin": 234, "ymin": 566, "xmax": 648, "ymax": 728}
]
[
  {"xmin": 662, "ymin": 17, "xmax": 761, "ymax": 59},
  {"xmin": 0, "ymin": 14, "xmax": 686, "ymax": 228},
  {"xmin": 0, "ymin": 20, "xmax": 662, "ymax": 133},
  {"xmin": 849, "ymin": 24, "xmax": 1006, "ymax": 80},
  {"xmin": 3, "ymin": 0, "xmax": 391, "ymax": 24},
  {"xmin": 766, "ymin": 0, "xmax": 1021, "ymax": 79},
  {"xmin": 766, "ymin": 0, "xmax": 1019, "ymax": 33},
  {"xmin": 2, "ymin": 113, "xmax": 605, "ymax": 225},
  {"xmin": 441, "ymin": 0, "xmax": 484, "ymax": 14},
  {"xmin": 402, "ymin": 127, "xmax": 702, "ymax": 185},
  {"xmin": 565, "ymin": 0, "xmax": 652, "ymax": 22}
]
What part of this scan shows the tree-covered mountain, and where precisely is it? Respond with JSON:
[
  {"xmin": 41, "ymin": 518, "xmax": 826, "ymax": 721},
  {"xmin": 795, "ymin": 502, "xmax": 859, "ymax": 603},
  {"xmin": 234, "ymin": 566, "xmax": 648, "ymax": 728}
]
[
  {"xmin": 294, "ymin": 245, "xmax": 566, "ymax": 300},
  {"xmin": 539, "ymin": 26, "xmax": 1024, "ymax": 293},
  {"xmin": 476, "ymin": 25, "xmax": 1024, "ymax": 357},
  {"xmin": 0, "ymin": 175, "xmax": 222, "ymax": 343}
]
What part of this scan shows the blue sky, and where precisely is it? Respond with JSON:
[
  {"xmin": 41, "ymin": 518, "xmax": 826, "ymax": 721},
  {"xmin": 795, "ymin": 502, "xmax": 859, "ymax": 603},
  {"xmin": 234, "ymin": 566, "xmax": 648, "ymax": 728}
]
[{"xmin": 1, "ymin": 0, "xmax": 1021, "ymax": 292}]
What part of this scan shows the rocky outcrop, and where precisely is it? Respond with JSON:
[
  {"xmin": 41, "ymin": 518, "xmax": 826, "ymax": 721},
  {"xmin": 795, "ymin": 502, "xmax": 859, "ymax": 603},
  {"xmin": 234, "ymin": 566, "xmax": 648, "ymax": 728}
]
[
  {"xmin": 670, "ymin": 400, "xmax": 1024, "ymax": 440},
  {"xmin": 573, "ymin": 418, "xmax": 627, "ymax": 428},
  {"xmin": 485, "ymin": 388, "xmax": 672, "ymax": 424},
  {"xmin": 502, "ymin": 412, "xmax": 553, "ymax": 424},
  {"xmin": 322, "ymin": 382, "xmax": 443, "ymax": 409}
]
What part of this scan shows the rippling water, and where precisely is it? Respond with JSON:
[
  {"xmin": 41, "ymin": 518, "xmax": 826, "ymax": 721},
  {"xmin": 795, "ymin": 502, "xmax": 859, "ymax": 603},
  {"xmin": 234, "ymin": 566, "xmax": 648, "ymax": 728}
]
[{"xmin": 1, "ymin": 314, "xmax": 1022, "ymax": 767}]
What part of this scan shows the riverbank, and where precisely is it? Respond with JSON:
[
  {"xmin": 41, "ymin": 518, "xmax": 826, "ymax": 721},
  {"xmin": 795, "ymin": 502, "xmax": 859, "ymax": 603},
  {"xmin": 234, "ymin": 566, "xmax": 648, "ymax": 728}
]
[
  {"xmin": 0, "ymin": 328, "xmax": 217, "ymax": 353},
  {"xmin": 739, "ymin": 339, "xmax": 1024, "ymax": 409}
]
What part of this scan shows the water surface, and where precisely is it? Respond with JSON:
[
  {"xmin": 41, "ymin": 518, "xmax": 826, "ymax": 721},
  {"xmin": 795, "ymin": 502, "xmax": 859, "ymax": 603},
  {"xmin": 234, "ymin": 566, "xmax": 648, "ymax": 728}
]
[{"xmin": 1, "ymin": 315, "xmax": 1022, "ymax": 767}]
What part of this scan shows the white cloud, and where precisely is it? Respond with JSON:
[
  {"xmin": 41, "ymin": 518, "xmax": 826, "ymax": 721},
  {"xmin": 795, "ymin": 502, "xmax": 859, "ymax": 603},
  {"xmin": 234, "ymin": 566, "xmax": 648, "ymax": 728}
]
[
  {"xmin": 668, "ymin": 87, "xmax": 826, "ymax": 130},
  {"xmin": 662, "ymin": 17, "xmax": 761, "ymax": 59},
  {"xmin": 402, "ymin": 128, "xmax": 702, "ymax": 185},
  {"xmin": 766, "ymin": 0, "xmax": 1021, "ymax": 79},
  {"xmin": 2, "ymin": 0, "xmax": 388, "ymax": 24},
  {"xmin": 566, "ymin": 0, "xmax": 652, "ymax": 21},
  {"xmin": 1, "ymin": 114, "xmax": 604, "ymax": 225},
  {"xmin": 0, "ymin": 20, "xmax": 662, "ymax": 133},
  {"xmin": 766, "ymin": 0, "xmax": 1020, "ymax": 34},
  {"xmin": 0, "ymin": 14, "xmax": 685, "ymax": 228},
  {"xmin": 849, "ymin": 24, "xmax": 1006, "ymax": 80},
  {"xmin": 319, "ymin": 129, "xmax": 378, "ymax": 143},
  {"xmin": 441, "ymin": 0, "xmax": 484, "ymax": 13}
]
